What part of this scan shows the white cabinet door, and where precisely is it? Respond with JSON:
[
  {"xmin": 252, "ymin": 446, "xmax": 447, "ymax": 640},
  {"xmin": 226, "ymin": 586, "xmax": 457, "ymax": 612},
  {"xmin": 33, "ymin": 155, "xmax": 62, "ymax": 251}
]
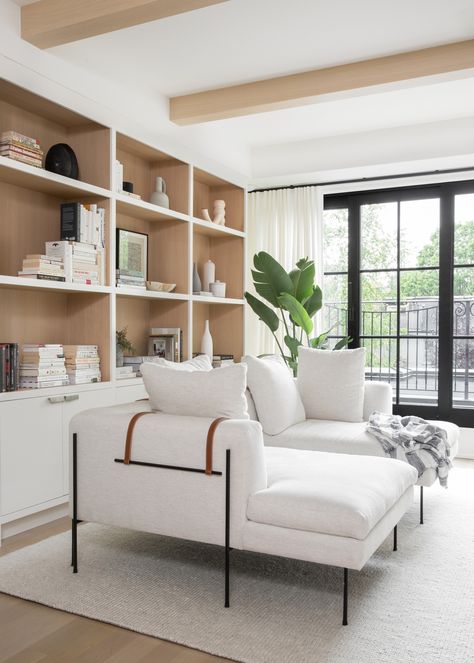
[
  {"xmin": 115, "ymin": 382, "xmax": 147, "ymax": 404},
  {"xmin": 61, "ymin": 387, "xmax": 115, "ymax": 494},
  {"xmin": 0, "ymin": 397, "xmax": 64, "ymax": 516}
]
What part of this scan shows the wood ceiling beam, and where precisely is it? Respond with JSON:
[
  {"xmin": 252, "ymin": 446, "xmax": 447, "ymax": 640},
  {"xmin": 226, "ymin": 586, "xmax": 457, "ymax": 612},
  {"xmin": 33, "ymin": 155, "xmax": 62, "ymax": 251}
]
[
  {"xmin": 21, "ymin": 0, "xmax": 230, "ymax": 49},
  {"xmin": 170, "ymin": 39, "xmax": 474, "ymax": 125}
]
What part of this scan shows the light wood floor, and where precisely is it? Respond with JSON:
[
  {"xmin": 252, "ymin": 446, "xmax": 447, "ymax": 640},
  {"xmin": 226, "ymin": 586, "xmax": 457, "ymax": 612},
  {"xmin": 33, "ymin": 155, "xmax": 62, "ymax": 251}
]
[{"xmin": 0, "ymin": 518, "xmax": 229, "ymax": 663}]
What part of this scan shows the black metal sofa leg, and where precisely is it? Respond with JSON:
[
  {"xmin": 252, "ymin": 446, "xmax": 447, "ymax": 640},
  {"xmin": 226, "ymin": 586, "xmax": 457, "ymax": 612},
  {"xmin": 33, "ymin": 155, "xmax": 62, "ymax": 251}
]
[
  {"xmin": 224, "ymin": 449, "xmax": 231, "ymax": 607},
  {"xmin": 342, "ymin": 568, "xmax": 348, "ymax": 625},
  {"xmin": 420, "ymin": 486, "xmax": 424, "ymax": 525},
  {"xmin": 72, "ymin": 432, "xmax": 78, "ymax": 573},
  {"xmin": 393, "ymin": 525, "xmax": 398, "ymax": 551}
]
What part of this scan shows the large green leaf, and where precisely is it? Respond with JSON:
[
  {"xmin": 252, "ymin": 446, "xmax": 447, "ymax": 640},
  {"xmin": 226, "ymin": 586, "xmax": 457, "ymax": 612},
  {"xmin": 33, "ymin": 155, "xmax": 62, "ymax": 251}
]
[
  {"xmin": 289, "ymin": 258, "xmax": 315, "ymax": 302},
  {"xmin": 284, "ymin": 335, "xmax": 302, "ymax": 357},
  {"xmin": 278, "ymin": 292, "xmax": 314, "ymax": 335},
  {"xmin": 310, "ymin": 331, "xmax": 330, "ymax": 348},
  {"xmin": 252, "ymin": 252, "xmax": 294, "ymax": 307},
  {"xmin": 334, "ymin": 337, "xmax": 352, "ymax": 350},
  {"xmin": 304, "ymin": 285, "xmax": 323, "ymax": 317},
  {"xmin": 245, "ymin": 292, "xmax": 279, "ymax": 333}
]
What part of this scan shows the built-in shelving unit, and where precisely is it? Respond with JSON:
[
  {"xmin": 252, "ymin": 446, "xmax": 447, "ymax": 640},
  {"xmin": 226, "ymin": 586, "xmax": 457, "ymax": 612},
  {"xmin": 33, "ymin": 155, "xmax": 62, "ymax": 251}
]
[{"xmin": 0, "ymin": 79, "xmax": 247, "ymax": 401}]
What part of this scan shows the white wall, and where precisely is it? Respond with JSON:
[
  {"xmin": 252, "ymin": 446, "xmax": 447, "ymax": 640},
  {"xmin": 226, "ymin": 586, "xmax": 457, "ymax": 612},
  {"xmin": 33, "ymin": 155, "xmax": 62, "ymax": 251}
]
[{"xmin": 0, "ymin": 0, "xmax": 251, "ymax": 184}]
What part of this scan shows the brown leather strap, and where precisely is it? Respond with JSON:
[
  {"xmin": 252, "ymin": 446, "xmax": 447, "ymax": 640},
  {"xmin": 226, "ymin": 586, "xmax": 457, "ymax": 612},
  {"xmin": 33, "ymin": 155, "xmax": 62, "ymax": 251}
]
[
  {"xmin": 206, "ymin": 417, "xmax": 229, "ymax": 475},
  {"xmin": 124, "ymin": 411, "xmax": 155, "ymax": 464}
]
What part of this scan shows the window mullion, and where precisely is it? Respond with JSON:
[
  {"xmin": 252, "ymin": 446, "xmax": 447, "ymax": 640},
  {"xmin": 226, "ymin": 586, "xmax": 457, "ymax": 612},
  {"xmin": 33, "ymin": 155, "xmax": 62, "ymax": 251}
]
[{"xmin": 438, "ymin": 185, "xmax": 455, "ymax": 419}]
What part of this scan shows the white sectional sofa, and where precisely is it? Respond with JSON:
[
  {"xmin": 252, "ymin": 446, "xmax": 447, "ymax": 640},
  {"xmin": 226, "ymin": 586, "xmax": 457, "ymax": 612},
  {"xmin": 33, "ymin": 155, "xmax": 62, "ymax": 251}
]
[
  {"xmin": 70, "ymin": 401, "xmax": 418, "ymax": 624},
  {"xmin": 246, "ymin": 380, "xmax": 460, "ymax": 522}
]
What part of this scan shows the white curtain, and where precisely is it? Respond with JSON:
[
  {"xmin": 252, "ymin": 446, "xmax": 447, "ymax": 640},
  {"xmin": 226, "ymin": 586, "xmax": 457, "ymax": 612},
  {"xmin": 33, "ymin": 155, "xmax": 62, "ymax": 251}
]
[{"xmin": 246, "ymin": 186, "xmax": 324, "ymax": 356}]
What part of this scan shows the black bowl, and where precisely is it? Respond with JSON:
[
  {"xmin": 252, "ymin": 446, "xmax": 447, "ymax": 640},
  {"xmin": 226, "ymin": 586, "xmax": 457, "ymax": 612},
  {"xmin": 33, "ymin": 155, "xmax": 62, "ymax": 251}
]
[{"xmin": 45, "ymin": 143, "xmax": 79, "ymax": 180}]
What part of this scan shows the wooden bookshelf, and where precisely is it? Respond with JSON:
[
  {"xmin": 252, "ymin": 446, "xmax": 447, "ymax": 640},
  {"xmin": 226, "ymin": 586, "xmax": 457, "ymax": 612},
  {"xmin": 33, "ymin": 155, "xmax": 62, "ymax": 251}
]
[{"xmin": 0, "ymin": 79, "xmax": 246, "ymax": 399}]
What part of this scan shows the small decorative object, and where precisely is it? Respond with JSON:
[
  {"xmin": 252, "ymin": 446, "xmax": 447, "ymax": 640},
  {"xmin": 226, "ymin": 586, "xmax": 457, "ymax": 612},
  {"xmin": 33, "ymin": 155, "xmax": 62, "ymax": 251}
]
[
  {"xmin": 45, "ymin": 143, "xmax": 79, "ymax": 179},
  {"xmin": 202, "ymin": 259, "xmax": 215, "ymax": 292},
  {"xmin": 146, "ymin": 281, "xmax": 176, "ymax": 293},
  {"xmin": 200, "ymin": 320, "xmax": 213, "ymax": 359},
  {"xmin": 192, "ymin": 262, "xmax": 202, "ymax": 294},
  {"xmin": 116, "ymin": 328, "xmax": 134, "ymax": 368},
  {"xmin": 116, "ymin": 229, "xmax": 148, "ymax": 280},
  {"xmin": 122, "ymin": 181, "xmax": 134, "ymax": 193},
  {"xmin": 210, "ymin": 280, "xmax": 226, "ymax": 297},
  {"xmin": 149, "ymin": 328, "xmax": 182, "ymax": 362},
  {"xmin": 150, "ymin": 176, "xmax": 169, "ymax": 208},
  {"xmin": 213, "ymin": 199, "xmax": 226, "ymax": 225},
  {"xmin": 201, "ymin": 200, "xmax": 226, "ymax": 225}
]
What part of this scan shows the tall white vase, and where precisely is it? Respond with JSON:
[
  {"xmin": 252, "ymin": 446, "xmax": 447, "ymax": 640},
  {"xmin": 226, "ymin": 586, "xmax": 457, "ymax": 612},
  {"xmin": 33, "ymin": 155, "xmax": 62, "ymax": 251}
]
[
  {"xmin": 200, "ymin": 320, "xmax": 213, "ymax": 359},
  {"xmin": 202, "ymin": 259, "xmax": 215, "ymax": 292}
]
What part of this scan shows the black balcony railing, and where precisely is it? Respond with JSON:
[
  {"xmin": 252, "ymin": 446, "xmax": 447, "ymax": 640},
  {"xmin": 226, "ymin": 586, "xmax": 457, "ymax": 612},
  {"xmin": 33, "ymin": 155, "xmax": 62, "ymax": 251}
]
[{"xmin": 323, "ymin": 297, "xmax": 474, "ymax": 407}]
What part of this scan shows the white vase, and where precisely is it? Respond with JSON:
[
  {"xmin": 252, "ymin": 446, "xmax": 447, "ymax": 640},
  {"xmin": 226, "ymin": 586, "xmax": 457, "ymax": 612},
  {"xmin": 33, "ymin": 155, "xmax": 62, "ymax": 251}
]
[
  {"xmin": 202, "ymin": 259, "xmax": 215, "ymax": 292},
  {"xmin": 200, "ymin": 320, "xmax": 213, "ymax": 359},
  {"xmin": 150, "ymin": 176, "xmax": 169, "ymax": 208}
]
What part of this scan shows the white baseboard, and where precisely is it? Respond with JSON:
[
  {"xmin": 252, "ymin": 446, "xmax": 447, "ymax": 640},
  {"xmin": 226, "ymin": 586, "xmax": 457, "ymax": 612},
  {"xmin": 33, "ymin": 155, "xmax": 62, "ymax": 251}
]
[{"xmin": 0, "ymin": 502, "xmax": 69, "ymax": 543}]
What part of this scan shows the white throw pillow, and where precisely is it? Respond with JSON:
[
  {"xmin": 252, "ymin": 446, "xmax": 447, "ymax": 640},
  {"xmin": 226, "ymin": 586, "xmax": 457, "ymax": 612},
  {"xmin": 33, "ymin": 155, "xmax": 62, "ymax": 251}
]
[
  {"xmin": 297, "ymin": 347, "xmax": 366, "ymax": 422},
  {"xmin": 141, "ymin": 362, "xmax": 249, "ymax": 419},
  {"xmin": 243, "ymin": 355, "xmax": 305, "ymax": 435},
  {"xmin": 152, "ymin": 355, "xmax": 212, "ymax": 371}
]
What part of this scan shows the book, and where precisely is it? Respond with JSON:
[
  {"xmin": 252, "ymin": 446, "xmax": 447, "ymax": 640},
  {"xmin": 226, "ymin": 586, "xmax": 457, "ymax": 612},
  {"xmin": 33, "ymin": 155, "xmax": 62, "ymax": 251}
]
[
  {"xmin": 0, "ymin": 343, "xmax": 19, "ymax": 392},
  {"xmin": 1, "ymin": 131, "xmax": 40, "ymax": 148},
  {"xmin": 18, "ymin": 274, "xmax": 66, "ymax": 282}
]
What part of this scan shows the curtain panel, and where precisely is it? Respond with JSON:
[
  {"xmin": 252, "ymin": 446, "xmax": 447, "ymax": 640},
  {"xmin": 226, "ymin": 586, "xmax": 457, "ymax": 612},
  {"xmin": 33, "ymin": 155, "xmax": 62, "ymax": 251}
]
[{"xmin": 246, "ymin": 186, "xmax": 323, "ymax": 356}]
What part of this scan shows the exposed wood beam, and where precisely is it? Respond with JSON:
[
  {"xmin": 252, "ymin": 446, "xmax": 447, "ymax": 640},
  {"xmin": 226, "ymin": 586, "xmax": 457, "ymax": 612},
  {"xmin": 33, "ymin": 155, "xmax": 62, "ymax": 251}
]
[
  {"xmin": 170, "ymin": 39, "xmax": 474, "ymax": 125},
  {"xmin": 21, "ymin": 0, "xmax": 230, "ymax": 49}
]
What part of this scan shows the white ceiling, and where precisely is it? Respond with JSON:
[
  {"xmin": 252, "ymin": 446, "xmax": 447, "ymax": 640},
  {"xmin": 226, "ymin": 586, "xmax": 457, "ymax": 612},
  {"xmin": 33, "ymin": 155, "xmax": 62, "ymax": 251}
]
[{"xmin": 20, "ymin": 0, "xmax": 474, "ymax": 181}]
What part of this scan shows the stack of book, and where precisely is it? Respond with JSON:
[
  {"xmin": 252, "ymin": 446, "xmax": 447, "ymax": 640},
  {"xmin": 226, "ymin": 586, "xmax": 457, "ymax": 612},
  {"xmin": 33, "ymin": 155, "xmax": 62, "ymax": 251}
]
[
  {"xmin": 212, "ymin": 354, "xmax": 234, "ymax": 369},
  {"xmin": 18, "ymin": 254, "xmax": 65, "ymax": 282},
  {"xmin": 20, "ymin": 344, "xmax": 69, "ymax": 390},
  {"xmin": 0, "ymin": 131, "xmax": 43, "ymax": 168},
  {"xmin": 116, "ymin": 365, "xmax": 135, "ymax": 380},
  {"xmin": 123, "ymin": 356, "xmax": 158, "ymax": 376},
  {"xmin": 0, "ymin": 343, "xmax": 19, "ymax": 392},
  {"xmin": 64, "ymin": 345, "xmax": 101, "ymax": 384},
  {"xmin": 46, "ymin": 241, "xmax": 104, "ymax": 286},
  {"xmin": 116, "ymin": 270, "xmax": 146, "ymax": 291}
]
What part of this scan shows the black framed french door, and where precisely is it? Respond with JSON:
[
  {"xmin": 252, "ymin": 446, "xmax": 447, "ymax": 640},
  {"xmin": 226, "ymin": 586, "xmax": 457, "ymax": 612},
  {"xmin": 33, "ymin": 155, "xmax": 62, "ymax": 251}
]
[{"xmin": 323, "ymin": 181, "xmax": 474, "ymax": 427}]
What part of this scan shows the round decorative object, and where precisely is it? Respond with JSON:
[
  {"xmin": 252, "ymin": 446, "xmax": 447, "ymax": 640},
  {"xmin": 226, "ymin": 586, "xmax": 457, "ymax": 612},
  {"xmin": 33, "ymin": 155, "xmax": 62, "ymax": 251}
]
[{"xmin": 45, "ymin": 143, "xmax": 79, "ymax": 180}]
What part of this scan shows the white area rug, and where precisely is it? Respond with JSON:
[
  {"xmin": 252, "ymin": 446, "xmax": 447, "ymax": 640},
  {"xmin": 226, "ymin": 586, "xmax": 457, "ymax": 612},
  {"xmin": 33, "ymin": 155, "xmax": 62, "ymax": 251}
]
[{"xmin": 0, "ymin": 463, "xmax": 473, "ymax": 663}]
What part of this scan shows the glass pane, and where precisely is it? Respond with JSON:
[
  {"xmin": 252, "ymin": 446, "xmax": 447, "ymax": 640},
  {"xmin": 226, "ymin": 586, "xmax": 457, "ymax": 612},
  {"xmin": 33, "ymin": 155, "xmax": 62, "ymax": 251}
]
[
  {"xmin": 400, "ymin": 270, "xmax": 439, "ymax": 337},
  {"xmin": 322, "ymin": 273, "xmax": 348, "ymax": 336},
  {"xmin": 454, "ymin": 193, "xmax": 474, "ymax": 265},
  {"xmin": 400, "ymin": 198, "xmax": 439, "ymax": 268},
  {"xmin": 399, "ymin": 338, "xmax": 438, "ymax": 405},
  {"xmin": 361, "ymin": 272, "xmax": 397, "ymax": 336},
  {"xmin": 323, "ymin": 208, "xmax": 348, "ymax": 272},
  {"xmin": 453, "ymin": 339, "xmax": 474, "ymax": 408},
  {"xmin": 361, "ymin": 202, "xmax": 397, "ymax": 270},
  {"xmin": 362, "ymin": 337, "xmax": 397, "ymax": 387}
]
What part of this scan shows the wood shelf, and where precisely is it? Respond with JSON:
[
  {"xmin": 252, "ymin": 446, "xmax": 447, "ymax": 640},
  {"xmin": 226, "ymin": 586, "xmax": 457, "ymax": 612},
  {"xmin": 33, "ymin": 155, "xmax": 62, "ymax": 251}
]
[
  {"xmin": 116, "ymin": 288, "xmax": 189, "ymax": 301},
  {"xmin": 0, "ymin": 275, "xmax": 111, "ymax": 295},
  {"xmin": 192, "ymin": 295, "xmax": 245, "ymax": 305},
  {"xmin": 0, "ymin": 156, "xmax": 110, "ymax": 199},
  {"xmin": 116, "ymin": 194, "xmax": 188, "ymax": 224},
  {"xmin": 192, "ymin": 217, "xmax": 245, "ymax": 238},
  {"xmin": 193, "ymin": 167, "xmax": 244, "ymax": 233}
]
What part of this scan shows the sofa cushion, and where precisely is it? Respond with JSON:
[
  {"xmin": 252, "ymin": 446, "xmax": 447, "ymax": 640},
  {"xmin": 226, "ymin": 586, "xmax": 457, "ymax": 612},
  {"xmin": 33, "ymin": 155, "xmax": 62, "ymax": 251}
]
[
  {"xmin": 153, "ymin": 355, "xmax": 212, "ymax": 371},
  {"xmin": 297, "ymin": 346, "xmax": 365, "ymax": 422},
  {"xmin": 141, "ymin": 362, "xmax": 249, "ymax": 419},
  {"xmin": 243, "ymin": 355, "xmax": 305, "ymax": 435},
  {"xmin": 247, "ymin": 447, "xmax": 417, "ymax": 540}
]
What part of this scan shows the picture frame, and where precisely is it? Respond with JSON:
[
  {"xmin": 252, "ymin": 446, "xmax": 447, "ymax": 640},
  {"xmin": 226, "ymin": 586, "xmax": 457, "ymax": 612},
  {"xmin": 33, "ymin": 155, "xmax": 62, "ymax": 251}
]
[
  {"xmin": 148, "ymin": 327, "xmax": 182, "ymax": 362},
  {"xmin": 116, "ymin": 228, "xmax": 148, "ymax": 278}
]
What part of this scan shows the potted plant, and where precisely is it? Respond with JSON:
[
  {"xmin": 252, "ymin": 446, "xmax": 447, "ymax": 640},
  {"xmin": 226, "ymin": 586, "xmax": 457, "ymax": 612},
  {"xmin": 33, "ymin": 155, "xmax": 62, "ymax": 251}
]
[
  {"xmin": 245, "ymin": 252, "xmax": 351, "ymax": 375},
  {"xmin": 116, "ymin": 328, "xmax": 134, "ymax": 367}
]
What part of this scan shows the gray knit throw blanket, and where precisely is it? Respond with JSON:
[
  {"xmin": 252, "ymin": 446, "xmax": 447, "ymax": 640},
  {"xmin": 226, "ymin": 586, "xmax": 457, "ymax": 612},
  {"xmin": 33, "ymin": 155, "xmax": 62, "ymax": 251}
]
[{"xmin": 367, "ymin": 412, "xmax": 452, "ymax": 487}]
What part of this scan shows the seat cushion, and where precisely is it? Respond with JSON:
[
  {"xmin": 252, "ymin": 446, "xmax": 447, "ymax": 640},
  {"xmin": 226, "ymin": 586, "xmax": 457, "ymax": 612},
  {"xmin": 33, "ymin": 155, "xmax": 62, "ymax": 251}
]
[{"xmin": 247, "ymin": 448, "xmax": 417, "ymax": 540}]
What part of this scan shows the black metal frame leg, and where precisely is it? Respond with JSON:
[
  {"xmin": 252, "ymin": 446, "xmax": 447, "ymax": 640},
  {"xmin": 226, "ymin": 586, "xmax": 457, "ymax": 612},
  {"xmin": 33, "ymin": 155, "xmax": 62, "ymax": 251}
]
[
  {"xmin": 393, "ymin": 525, "xmax": 398, "ymax": 552},
  {"xmin": 224, "ymin": 449, "xmax": 231, "ymax": 607},
  {"xmin": 420, "ymin": 486, "xmax": 424, "ymax": 525},
  {"xmin": 71, "ymin": 432, "xmax": 78, "ymax": 573},
  {"xmin": 342, "ymin": 568, "xmax": 348, "ymax": 626}
]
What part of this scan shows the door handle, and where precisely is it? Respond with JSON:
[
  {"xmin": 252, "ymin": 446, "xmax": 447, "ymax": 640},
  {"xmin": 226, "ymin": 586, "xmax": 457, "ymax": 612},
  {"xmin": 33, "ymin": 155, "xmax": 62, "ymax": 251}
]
[
  {"xmin": 48, "ymin": 396, "xmax": 65, "ymax": 403},
  {"xmin": 64, "ymin": 394, "xmax": 79, "ymax": 402}
]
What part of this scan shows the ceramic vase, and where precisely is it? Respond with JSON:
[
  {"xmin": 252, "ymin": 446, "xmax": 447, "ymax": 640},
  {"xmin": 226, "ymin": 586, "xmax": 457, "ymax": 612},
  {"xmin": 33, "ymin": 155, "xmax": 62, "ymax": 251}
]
[
  {"xmin": 150, "ymin": 176, "xmax": 170, "ymax": 208},
  {"xmin": 192, "ymin": 262, "xmax": 201, "ymax": 293},
  {"xmin": 212, "ymin": 199, "xmax": 226, "ymax": 225},
  {"xmin": 200, "ymin": 320, "xmax": 213, "ymax": 358},
  {"xmin": 116, "ymin": 344, "xmax": 124, "ymax": 367},
  {"xmin": 202, "ymin": 259, "xmax": 215, "ymax": 292}
]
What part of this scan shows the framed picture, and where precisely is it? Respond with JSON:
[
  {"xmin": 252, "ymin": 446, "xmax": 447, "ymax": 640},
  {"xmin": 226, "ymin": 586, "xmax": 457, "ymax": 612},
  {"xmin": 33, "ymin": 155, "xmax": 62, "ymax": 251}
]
[
  {"xmin": 116, "ymin": 228, "xmax": 148, "ymax": 278},
  {"xmin": 148, "ymin": 328, "xmax": 182, "ymax": 362}
]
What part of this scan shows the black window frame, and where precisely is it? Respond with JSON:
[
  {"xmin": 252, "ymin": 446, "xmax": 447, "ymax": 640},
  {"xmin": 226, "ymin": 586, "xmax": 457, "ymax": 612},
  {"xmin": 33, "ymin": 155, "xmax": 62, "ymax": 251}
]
[{"xmin": 324, "ymin": 180, "xmax": 474, "ymax": 427}]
